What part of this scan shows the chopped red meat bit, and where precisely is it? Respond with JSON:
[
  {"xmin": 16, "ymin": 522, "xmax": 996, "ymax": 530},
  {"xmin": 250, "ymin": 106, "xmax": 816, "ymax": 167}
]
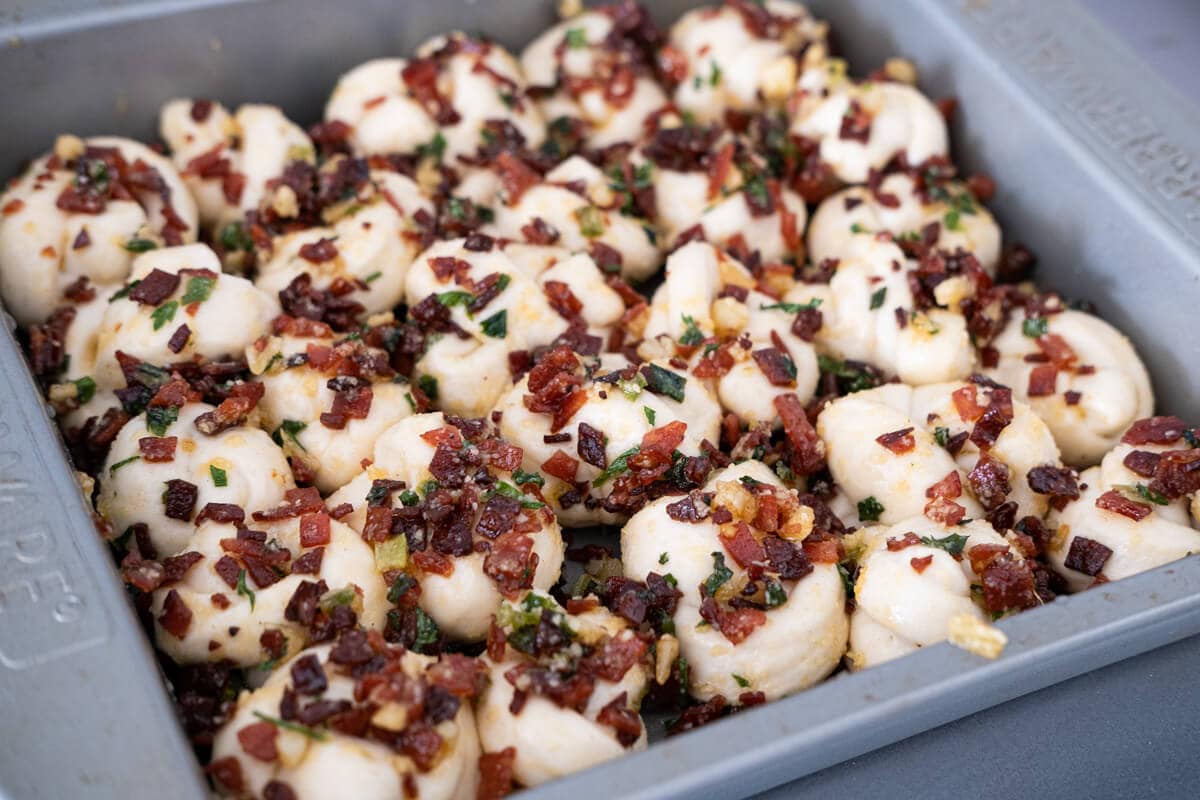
[
  {"xmin": 641, "ymin": 420, "xmax": 687, "ymax": 458},
  {"xmin": 886, "ymin": 532, "xmax": 922, "ymax": 551},
  {"xmin": 774, "ymin": 393, "xmax": 824, "ymax": 475},
  {"xmin": 163, "ymin": 479, "xmax": 199, "ymax": 521},
  {"xmin": 541, "ymin": 450, "xmax": 580, "ymax": 484},
  {"xmin": 206, "ymin": 757, "xmax": 244, "ymax": 793},
  {"xmin": 952, "ymin": 384, "xmax": 984, "ymax": 422},
  {"xmin": 236, "ymin": 721, "xmax": 279, "ymax": 762},
  {"xmin": 910, "ymin": 554, "xmax": 934, "ymax": 573},
  {"xmin": 924, "ymin": 496, "xmax": 966, "ymax": 526},
  {"xmin": 968, "ymin": 453, "xmax": 1011, "ymax": 510},
  {"xmin": 1026, "ymin": 465, "xmax": 1080, "ymax": 505},
  {"xmin": 158, "ymin": 589, "xmax": 193, "ymax": 639},
  {"xmin": 495, "ymin": 152, "xmax": 541, "ymax": 204},
  {"xmin": 299, "ymin": 512, "xmax": 331, "ymax": 547},
  {"xmin": 1149, "ymin": 449, "xmax": 1200, "ymax": 499},
  {"xmin": 1095, "ymin": 489, "xmax": 1152, "ymax": 521},
  {"xmin": 1064, "ymin": 536, "xmax": 1113, "ymax": 576},
  {"xmin": 1035, "ymin": 333, "xmax": 1076, "ymax": 367},
  {"xmin": 577, "ymin": 422, "xmax": 608, "ymax": 468},
  {"xmin": 875, "ymin": 427, "xmax": 916, "ymax": 454},
  {"xmin": 597, "ymin": 692, "xmax": 643, "ymax": 747},
  {"xmin": 752, "ymin": 347, "xmax": 798, "ymax": 387},
  {"xmin": 925, "ymin": 471, "xmax": 962, "ymax": 500},
  {"xmin": 1122, "ymin": 416, "xmax": 1187, "ymax": 445},
  {"xmin": 1122, "ymin": 450, "xmax": 1161, "ymax": 479},
  {"xmin": 1026, "ymin": 364, "xmax": 1057, "ymax": 397},
  {"xmin": 477, "ymin": 748, "xmax": 517, "ymax": 800},
  {"xmin": 128, "ymin": 268, "xmax": 181, "ymax": 306},
  {"xmin": 721, "ymin": 521, "xmax": 766, "ymax": 568},
  {"xmin": 138, "ymin": 435, "xmax": 177, "ymax": 462},
  {"xmin": 699, "ymin": 596, "xmax": 766, "ymax": 645},
  {"xmin": 483, "ymin": 533, "xmax": 538, "ymax": 598}
]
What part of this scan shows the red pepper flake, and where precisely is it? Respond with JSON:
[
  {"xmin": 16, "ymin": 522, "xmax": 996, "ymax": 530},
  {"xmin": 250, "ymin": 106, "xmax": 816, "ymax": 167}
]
[
  {"xmin": 298, "ymin": 237, "xmax": 338, "ymax": 263},
  {"xmin": 157, "ymin": 589, "xmax": 193, "ymax": 639},
  {"xmin": 138, "ymin": 435, "xmax": 177, "ymax": 462},
  {"xmin": 1064, "ymin": 535, "xmax": 1113, "ymax": 576},
  {"xmin": 875, "ymin": 427, "xmax": 916, "ymax": 455},
  {"xmin": 910, "ymin": 554, "xmax": 934, "ymax": 573},
  {"xmin": 1095, "ymin": 489, "xmax": 1152, "ymax": 521},
  {"xmin": 236, "ymin": 721, "xmax": 279, "ymax": 762},
  {"xmin": 477, "ymin": 748, "xmax": 517, "ymax": 800},
  {"xmin": 128, "ymin": 268, "xmax": 180, "ymax": 305},
  {"xmin": 1026, "ymin": 364, "xmax": 1057, "ymax": 397},
  {"xmin": 1122, "ymin": 416, "xmax": 1187, "ymax": 445}
]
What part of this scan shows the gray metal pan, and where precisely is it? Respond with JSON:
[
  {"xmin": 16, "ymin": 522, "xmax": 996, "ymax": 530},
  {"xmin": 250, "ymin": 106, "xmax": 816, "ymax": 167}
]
[{"xmin": 1, "ymin": 1, "xmax": 1198, "ymax": 798}]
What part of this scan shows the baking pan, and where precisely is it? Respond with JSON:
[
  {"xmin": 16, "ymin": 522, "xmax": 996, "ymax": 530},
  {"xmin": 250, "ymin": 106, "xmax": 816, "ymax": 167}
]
[{"xmin": 2, "ymin": 1, "xmax": 1199, "ymax": 798}]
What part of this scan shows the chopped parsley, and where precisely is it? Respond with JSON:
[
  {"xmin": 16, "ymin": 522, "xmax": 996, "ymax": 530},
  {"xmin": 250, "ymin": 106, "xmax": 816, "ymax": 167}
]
[
  {"xmin": 565, "ymin": 26, "xmax": 588, "ymax": 48},
  {"xmin": 659, "ymin": 552, "xmax": 670, "ymax": 565},
  {"xmin": 575, "ymin": 205, "xmax": 606, "ymax": 238},
  {"xmin": 512, "ymin": 469, "xmax": 545, "ymax": 488},
  {"xmin": 764, "ymin": 578, "xmax": 787, "ymax": 608},
  {"xmin": 920, "ymin": 532, "xmax": 969, "ymax": 556},
  {"xmin": 150, "ymin": 301, "xmax": 178, "ymax": 331},
  {"xmin": 108, "ymin": 455, "xmax": 140, "ymax": 475},
  {"xmin": 760, "ymin": 298, "xmax": 821, "ymax": 313},
  {"xmin": 850, "ymin": 222, "xmax": 867, "ymax": 234},
  {"xmin": 146, "ymin": 405, "xmax": 179, "ymax": 436},
  {"xmin": 1022, "ymin": 317, "xmax": 1048, "ymax": 338},
  {"xmin": 110, "ymin": 279, "xmax": 141, "ymax": 302},
  {"xmin": 123, "ymin": 237, "xmax": 157, "ymax": 253},
  {"xmin": 732, "ymin": 674, "xmax": 750, "ymax": 688},
  {"xmin": 437, "ymin": 289, "xmax": 475, "ymax": 308},
  {"xmin": 73, "ymin": 376, "xmax": 97, "ymax": 404},
  {"xmin": 643, "ymin": 406, "xmax": 657, "ymax": 426},
  {"xmin": 1134, "ymin": 483, "xmax": 1169, "ymax": 506},
  {"xmin": 364, "ymin": 271, "xmax": 382, "ymax": 283},
  {"xmin": 181, "ymin": 275, "xmax": 215, "ymax": 305},
  {"xmin": 253, "ymin": 711, "xmax": 327, "ymax": 741},
  {"xmin": 869, "ymin": 286, "xmax": 888, "ymax": 310},
  {"xmin": 592, "ymin": 446, "xmax": 639, "ymax": 487},
  {"xmin": 489, "ymin": 481, "xmax": 545, "ymax": 509},
  {"xmin": 417, "ymin": 374, "xmax": 439, "ymax": 401},
  {"xmin": 642, "ymin": 364, "xmax": 687, "ymax": 402},
  {"xmin": 210, "ymin": 465, "xmax": 228, "ymax": 487},
  {"xmin": 679, "ymin": 314, "xmax": 704, "ymax": 346},
  {"xmin": 398, "ymin": 489, "xmax": 420, "ymax": 507},
  {"xmin": 857, "ymin": 496, "xmax": 884, "ymax": 522},
  {"xmin": 837, "ymin": 562, "xmax": 855, "ymax": 601},
  {"xmin": 818, "ymin": 355, "xmax": 880, "ymax": 394},
  {"xmin": 709, "ymin": 62, "xmax": 722, "ymax": 86},
  {"xmin": 275, "ymin": 419, "xmax": 307, "ymax": 450},
  {"xmin": 743, "ymin": 173, "xmax": 769, "ymax": 208},
  {"xmin": 934, "ymin": 426, "xmax": 951, "ymax": 448},
  {"xmin": 219, "ymin": 221, "xmax": 253, "ymax": 251},
  {"xmin": 236, "ymin": 569, "xmax": 256, "ymax": 611},
  {"xmin": 703, "ymin": 552, "xmax": 734, "ymax": 596},
  {"xmin": 417, "ymin": 132, "xmax": 446, "ymax": 161},
  {"xmin": 480, "ymin": 309, "xmax": 507, "ymax": 338}
]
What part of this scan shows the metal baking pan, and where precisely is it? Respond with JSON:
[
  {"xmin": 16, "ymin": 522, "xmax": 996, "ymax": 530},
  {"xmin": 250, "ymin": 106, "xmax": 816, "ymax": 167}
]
[{"xmin": 2, "ymin": 0, "xmax": 1199, "ymax": 798}]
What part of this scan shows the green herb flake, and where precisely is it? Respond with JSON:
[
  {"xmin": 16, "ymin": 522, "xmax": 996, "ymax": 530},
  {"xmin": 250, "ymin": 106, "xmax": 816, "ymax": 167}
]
[
  {"xmin": 663, "ymin": 573, "xmax": 678, "ymax": 588},
  {"xmin": 732, "ymin": 673, "xmax": 750, "ymax": 688},
  {"xmin": 857, "ymin": 496, "xmax": 884, "ymax": 522},
  {"xmin": 412, "ymin": 608, "xmax": 441, "ymax": 653},
  {"xmin": 219, "ymin": 221, "xmax": 253, "ymax": 252},
  {"xmin": 659, "ymin": 552, "xmax": 670, "ymax": 565},
  {"xmin": 108, "ymin": 455, "xmax": 140, "ymax": 475},
  {"xmin": 592, "ymin": 446, "xmax": 639, "ymax": 487},
  {"xmin": 764, "ymin": 579, "xmax": 787, "ymax": 608},
  {"xmin": 253, "ymin": 711, "xmax": 327, "ymax": 741},
  {"xmin": 679, "ymin": 314, "xmax": 704, "ymax": 346},
  {"xmin": 490, "ymin": 481, "xmax": 545, "ymax": 509},
  {"xmin": 418, "ymin": 374, "xmax": 439, "ymax": 401},
  {"xmin": 275, "ymin": 419, "xmax": 307, "ymax": 450},
  {"xmin": 703, "ymin": 552, "xmax": 734, "ymax": 596},
  {"xmin": 818, "ymin": 355, "xmax": 880, "ymax": 394},
  {"xmin": 643, "ymin": 406, "xmax": 657, "ymax": 426},
  {"xmin": 934, "ymin": 426, "xmax": 950, "ymax": 448},
  {"xmin": 210, "ymin": 465, "xmax": 228, "ymax": 487},
  {"xmin": 920, "ymin": 532, "xmax": 969, "ymax": 556},
  {"xmin": 837, "ymin": 562, "xmax": 855, "ymax": 601},
  {"xmin": 398, "ymin": 489, "xmax": 420, "ymax": 507},
  {"xmin": 575, "ymin": 205, "xmax": 606, "ymax": 238},
  {"xmin": 760, "ymin": 298, "xmax": 821, "ymax": 313},
  {"xmin": 1134, "ymin": 483, "xmax": 1169, "ymax": 506},
  {"xmin": 480, "ymin": 309, "xmax": 507, "ymax": 339},
  {"xmin": 437, "ymin": 289, "xmax": 475, "ymax": 308},
  {"xmin": 73, "ymin": 376, "xmax": 97, "ymax": 404},
  {"xmin": 850, "ymin": 222, "xmax": 867, "ymax": 234},
  {"xmin": 181, "ymin": 275, "xmax": 216, "ymax": 305},
  {"xmin": 513, "ymin": 469, "xmax": 545, "ymax": 488},
  {"xmin": 943, "ymin": 209, "xmax": 962, "ymax": 231},
  {"xmin": 418, "ymin": 132, "xmax": 446, "ymax": 161},
  {"xmin": 1022, "ymin": 317, "xmax": 1048, "ymax": 338},
  {"xmin": 150, "ymin": 300, "xmax": 179, "ymax": 331},
  {"xmin": 642, "ymin": 364, "xmax": 687, "ymax": 402},
  {"xmin": 709, "ymin": 62, "xmax": 722, "ymax": 86},
  {"xmin": 565, "ymin": 26, "xmax": 588, "ymax": 48},
  {"xmin": 774, "ymin": 461, "xmax": 795, "ymax": 482},
  {"xmin": 869, "ymin": 286, "xmax": 888, "ymax": 310},
  {"xmin": 388, "ymin": 574, "xmax": 418, "ymax": 604},
  {"xmin": 236, "ymin": 569, "xmax": 256, "ymax": 611},
  {"xmin": 109, "ymin": 280, "xmax": 141, "ymax": 302},
  {"xmin": 364, "ymin": 271, "xmax": 382, "ymax": 283},
  {"xmin": 146, "ymin": 404, "xmax": 179, "ymax": 437},
  {"xmin": 123, "ymin": 237, "xmax": 158, "ymax": 253}
]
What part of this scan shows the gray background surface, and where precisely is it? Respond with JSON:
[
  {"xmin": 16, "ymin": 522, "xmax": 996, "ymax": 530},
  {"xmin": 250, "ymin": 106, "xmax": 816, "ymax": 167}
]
[{"xmin": 766, "ymin": 6, "xmax": 1200, "ymax": 797}]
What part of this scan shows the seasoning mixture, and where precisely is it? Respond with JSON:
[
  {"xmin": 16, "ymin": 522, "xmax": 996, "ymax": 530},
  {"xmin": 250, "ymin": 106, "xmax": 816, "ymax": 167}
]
[{"xmin": 2, "ymin": 2, "xmax": 1197, "ymax": 798}]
